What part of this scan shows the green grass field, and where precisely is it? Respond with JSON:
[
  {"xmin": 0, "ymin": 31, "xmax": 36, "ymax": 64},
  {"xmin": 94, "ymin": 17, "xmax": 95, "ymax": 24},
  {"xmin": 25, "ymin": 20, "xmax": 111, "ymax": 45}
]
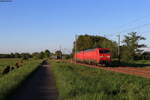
[
  {"xmin": 0, "ymin": 59, "xmax": 21, "ymax": 74},
  {"xmin": 51, "ymin": 61, "xmax": 150, "ymax": 100},
  {"xmin": 0, "ymin": 59, "xmax": 42, "ymax": 100}
]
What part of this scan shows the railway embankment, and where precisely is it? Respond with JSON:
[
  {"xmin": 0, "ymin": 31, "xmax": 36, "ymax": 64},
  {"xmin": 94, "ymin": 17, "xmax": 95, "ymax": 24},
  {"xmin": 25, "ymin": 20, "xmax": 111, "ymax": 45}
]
[{"xmin": 51, "ymin": 60, "xmax": 150, "ymax": 100}]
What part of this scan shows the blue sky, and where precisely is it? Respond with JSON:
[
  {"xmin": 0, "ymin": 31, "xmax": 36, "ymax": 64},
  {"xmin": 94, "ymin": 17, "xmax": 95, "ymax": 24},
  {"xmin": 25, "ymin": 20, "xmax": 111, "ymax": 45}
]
[{"xmin": 0, "ymin": 0, "xmax": 150, "ymax": 53}]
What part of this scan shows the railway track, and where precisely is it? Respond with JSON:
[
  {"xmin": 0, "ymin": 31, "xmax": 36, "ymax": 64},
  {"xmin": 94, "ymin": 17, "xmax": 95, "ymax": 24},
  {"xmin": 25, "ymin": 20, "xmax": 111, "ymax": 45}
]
[
  {"xmin": 102, "ymin": 67, "xmax": 150, "ymax": 78},
  {"xmin": 67, "ymin": 60, "xmax": 150, "ymax": 78}
]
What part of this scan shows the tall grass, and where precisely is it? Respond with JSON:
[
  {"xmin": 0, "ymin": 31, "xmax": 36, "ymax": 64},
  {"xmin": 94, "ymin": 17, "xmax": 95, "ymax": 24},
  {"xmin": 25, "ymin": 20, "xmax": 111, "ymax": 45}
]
[
  {"xmin": 0, "ymin": 59, "xmax": 20, "ymax": 73},
  {"xmin": 0, "ymin": 59, "xmax": 42, "ymax": 100},
  {"xmin": 51, "ymin": 61, "xmax": 150, "ymax": 100}
]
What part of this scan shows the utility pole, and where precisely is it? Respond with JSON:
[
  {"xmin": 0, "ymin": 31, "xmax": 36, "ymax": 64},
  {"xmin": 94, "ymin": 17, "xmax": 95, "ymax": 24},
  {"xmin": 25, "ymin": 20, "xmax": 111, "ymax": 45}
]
[
  {"xmin": 75, "ymin": 34, "xmax": 78, "ymax": 63},
  {"xmin": 59, "ymin": 45, "xmax": 62, "ymax": 59},
  {"xmin": 104, "ymin": 34, "xmax": 106, "ymax": 48},
  {"xmin": 117, "ymin": 34, "xmax": 121, "ymax": 64},
  {"xmin": 59, "ymin": 45, "xmax": 61, "ymax": 51}
]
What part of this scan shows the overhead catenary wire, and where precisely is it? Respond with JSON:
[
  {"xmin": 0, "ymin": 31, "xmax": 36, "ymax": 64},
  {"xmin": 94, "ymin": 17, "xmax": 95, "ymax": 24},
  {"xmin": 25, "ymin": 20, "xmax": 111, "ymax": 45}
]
[
  {"xmin": 111, "ymin": 13, "xmax": 150, "ymax": 61},
  {"xmin": 114, "ymin": 21, "xmax": 150, "ymax": 47},
  {"xmin": 117, "ymin": 13, "xmax": 150, "ymax": 31},
  {"xmin": 111, "ymin": 13, "xmax": 150, "ymax": 40},
  {"xmin": 118, "ymin": 22, "xmax": 150, "ymax": 34}
]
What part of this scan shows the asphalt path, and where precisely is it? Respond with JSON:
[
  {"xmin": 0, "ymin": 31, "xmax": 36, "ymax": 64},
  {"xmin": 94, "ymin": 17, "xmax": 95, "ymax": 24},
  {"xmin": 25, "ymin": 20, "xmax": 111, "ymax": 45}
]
[{"xmin": 9, "ymin": 62, "xmax": 58, "ymax": 100}]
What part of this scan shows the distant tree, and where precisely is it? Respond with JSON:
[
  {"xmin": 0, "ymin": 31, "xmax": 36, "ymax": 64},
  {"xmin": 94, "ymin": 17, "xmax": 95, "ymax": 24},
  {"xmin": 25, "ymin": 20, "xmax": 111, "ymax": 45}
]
[
  {"xmin": 10, "ymin": 53, "xmax": 15, "ymax": 58},
  {"xmin": 21, "ymin": 53, "xmax": 31, "ymax": 60},
  {"xmin": 44, "ymin": 49, "xmax": 51, "ymax": 58},
  {"xmin": 32, "ymin": 52, "xmax": 40, "ymax": 59},
  {"xmin": 14, "ymin": 53, "xmax": 21, "ymax": 58},
  {"xmin": 75, "ymin": 35, "xmax": 94, "ymax": 51},
  {"xmin": 120, "ymin": 45, "xmax": 132, "ymax": 61},
  {"xmin": 55, "ymin": 50, "xmax": 62, "ymax": 59},
  {"xmin": 63, "ymin": 54, "xmax": 72, "ymax": 59},
  {"xmin": 122, "ymin": 32, "xmax": 146, "ymax": 60},
  {"xmin": 0, "ymin": 54, "xmax": 10, "ymax": 58},
  {"xmin": 32, "ymin": 50, "xmax": 51, "ymax": 59},
  {"xmin": 39, "ymin": 51, "xmax": 45, "ymax": 59}
]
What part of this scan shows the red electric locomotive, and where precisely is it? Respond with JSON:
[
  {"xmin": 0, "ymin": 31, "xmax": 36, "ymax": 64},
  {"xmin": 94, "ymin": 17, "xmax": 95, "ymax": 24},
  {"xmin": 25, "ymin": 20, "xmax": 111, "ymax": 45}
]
[{"xmin": 74, "ymin": 48, "xmax": 111, "ymax": 65}]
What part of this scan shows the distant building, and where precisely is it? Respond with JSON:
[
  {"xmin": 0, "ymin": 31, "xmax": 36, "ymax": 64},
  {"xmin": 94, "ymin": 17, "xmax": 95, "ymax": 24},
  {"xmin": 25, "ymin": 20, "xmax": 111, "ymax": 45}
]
[{"xmin": 50, "ymin": 55, "xmax": 57, "ymax": 59}]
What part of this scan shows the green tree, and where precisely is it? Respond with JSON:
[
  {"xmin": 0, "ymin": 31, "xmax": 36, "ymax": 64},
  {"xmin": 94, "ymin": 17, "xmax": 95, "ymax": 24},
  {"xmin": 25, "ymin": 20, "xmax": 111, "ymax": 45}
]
[
  {"xmin": 10, "ymin": 53, "xmax": 15, "ymax": 58},
  {"xmin": 63, "ymin": 54, "xmax": 72, "ymax": 59},
  {"xmin": 122, "ymin": 32, "xmax": 146, "ymax": 60},
  {"xmin": 14, "ymin": 53, "xmax": 21, "ymax": 58},
  {"xmin": 39, "ymin": 51, "xmax": 45, "ymax": 59},
  {"xmin": 120, "ymin": 45, "xmax": 132, "ymax": 61},
  {"xmin": 32, "ymin": 52, "xmax": 40, "ymax": 59},
  {"xmin": 44, "ymin": 49, "xmax": 51, "ymax": 58},
  {"xmin": 21, "ymin": 53, "xmax": 31, "ymax": 60}
]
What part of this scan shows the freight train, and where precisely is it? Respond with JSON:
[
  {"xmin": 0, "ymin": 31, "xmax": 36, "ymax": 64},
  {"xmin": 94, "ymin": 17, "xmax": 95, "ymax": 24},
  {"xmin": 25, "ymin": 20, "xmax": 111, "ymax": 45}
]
[{"xmin": 74, "ymin": 48, "xmax": 111, "ymax": 66}]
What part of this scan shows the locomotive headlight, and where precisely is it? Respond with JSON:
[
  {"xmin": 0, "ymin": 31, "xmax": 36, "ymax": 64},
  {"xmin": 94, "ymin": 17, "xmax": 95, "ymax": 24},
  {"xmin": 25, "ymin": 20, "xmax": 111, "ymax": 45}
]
[
  {"xmin": 107, "ymin": 56, "xmax": 110, "ymax": 58},
  {"xmin": 100, "ymin": 56, "xmax": 110, "ymax": 58},
  {"xmin": 100, "ymin": 56, "xmax": 103, "ymax": 58}
]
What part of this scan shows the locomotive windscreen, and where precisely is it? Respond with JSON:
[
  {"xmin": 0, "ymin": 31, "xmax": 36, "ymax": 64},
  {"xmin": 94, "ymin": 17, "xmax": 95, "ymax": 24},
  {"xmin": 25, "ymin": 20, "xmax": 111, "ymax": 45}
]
[{"xmin": 99, "ymin": 49, "xmax": 110, "ymax": 54}]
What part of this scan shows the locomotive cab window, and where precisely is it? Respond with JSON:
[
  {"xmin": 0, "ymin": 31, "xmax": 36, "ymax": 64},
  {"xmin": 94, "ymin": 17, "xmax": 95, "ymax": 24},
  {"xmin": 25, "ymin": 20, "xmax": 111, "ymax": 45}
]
[{"xmin": 99, "ymin": 50, "xmax": 110, "ymax": 54}]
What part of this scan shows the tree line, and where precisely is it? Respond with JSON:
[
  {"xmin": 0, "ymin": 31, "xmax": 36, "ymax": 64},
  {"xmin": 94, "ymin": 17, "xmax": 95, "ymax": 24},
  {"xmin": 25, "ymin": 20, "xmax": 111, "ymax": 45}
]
[
  {"xmin": 72, "ymin": 32, "xmax": 149, "ymax": 61},
  {"xmin": 0, "ymin": 49, "xmax": 66, "ymax": 60},
  {"xmin": 0, "ymin": 49, "xmax": 73, "ymax": 60},
  {"xmin": 0, "ymin": 50, "xmax": 51, "ymax": 60}
]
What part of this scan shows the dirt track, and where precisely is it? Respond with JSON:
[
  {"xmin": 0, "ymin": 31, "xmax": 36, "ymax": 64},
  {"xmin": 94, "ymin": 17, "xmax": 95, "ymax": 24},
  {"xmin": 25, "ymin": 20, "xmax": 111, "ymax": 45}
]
[
  {"xmin": 102, "ymin": 67, "xmax": 150, "ymax": 78},
  {"xmin": 71, "ymin": 61, "xmax": 150, "ymax": 78},
  {"xmin": 9, "ymin": 63, "xmax": 58, "ymax": 100}
]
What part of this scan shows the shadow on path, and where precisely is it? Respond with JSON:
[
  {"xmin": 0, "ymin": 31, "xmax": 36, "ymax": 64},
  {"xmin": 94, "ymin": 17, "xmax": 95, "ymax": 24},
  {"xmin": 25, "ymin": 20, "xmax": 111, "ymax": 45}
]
[{"xmin": 9, "ymin": 61, "xmax": 58, "ymax": 100}]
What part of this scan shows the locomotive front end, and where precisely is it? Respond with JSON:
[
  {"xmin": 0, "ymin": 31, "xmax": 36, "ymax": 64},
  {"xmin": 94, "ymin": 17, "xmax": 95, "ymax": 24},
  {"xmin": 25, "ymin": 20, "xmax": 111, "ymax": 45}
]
[{"xmin": 99, "ymin": 48, "xmax": 111, "ymax": 65}]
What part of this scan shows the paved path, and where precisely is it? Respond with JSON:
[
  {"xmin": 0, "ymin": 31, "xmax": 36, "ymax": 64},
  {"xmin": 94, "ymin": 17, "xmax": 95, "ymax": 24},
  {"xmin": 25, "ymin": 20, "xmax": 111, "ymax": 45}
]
[{"xmin": 9, "ymin": 63, "xmax": 58, "ymax": 100}]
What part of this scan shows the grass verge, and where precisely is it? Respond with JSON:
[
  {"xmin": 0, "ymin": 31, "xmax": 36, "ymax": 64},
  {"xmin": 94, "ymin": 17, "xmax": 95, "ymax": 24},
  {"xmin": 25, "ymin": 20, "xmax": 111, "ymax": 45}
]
[
  {"xmin": 0, "ymin": 59, "xmax": 20, "ymax": 74},
  {"xmin": 50, "ymin": 60, "xmax": 150, "ymax": 100},
  {"xmin": 0, "ymin": 59, "xmax": 42, "ymax": 100}
]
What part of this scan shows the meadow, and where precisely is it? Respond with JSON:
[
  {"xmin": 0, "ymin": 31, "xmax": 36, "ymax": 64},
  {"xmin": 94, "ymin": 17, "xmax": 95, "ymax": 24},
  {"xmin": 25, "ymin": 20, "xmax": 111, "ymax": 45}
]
[
  {"xmin": 0, "ymin": 59, "xmax": 42, "ymax": 100},
  {"xmin": 0, "ymin": 59, "xmax": 20, "ymax": 74},
  {"xmin": 51, "ymin": 61, "xmax": 150, "ymax": 100}
]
